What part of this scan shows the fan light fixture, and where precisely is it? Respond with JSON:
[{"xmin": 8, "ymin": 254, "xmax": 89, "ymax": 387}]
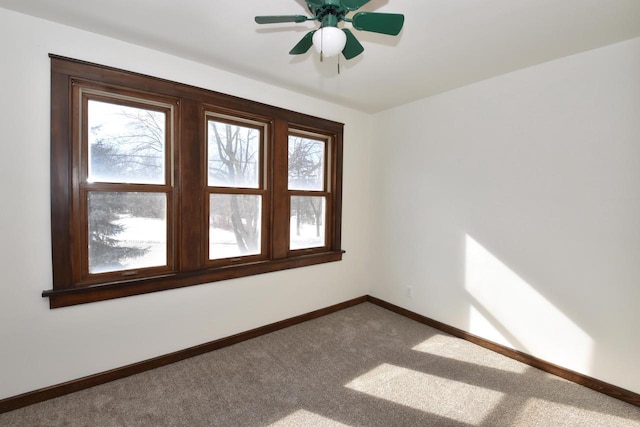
[
  {"xmin": 312, "ymin": 27, "xmax": 347, "ymax": 57},
  {"xmin": 255, "ymin": 0, "xmax": 405, "ymax": 63}
]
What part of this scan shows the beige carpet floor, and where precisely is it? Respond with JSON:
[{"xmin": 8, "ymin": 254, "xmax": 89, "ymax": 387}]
[{"xmin": 1, "ymin": 302, "xmax": 639, "ymax": 426}]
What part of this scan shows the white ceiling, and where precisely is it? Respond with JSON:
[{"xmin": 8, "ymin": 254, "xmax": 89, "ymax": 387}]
[{"xmin": 1, "ymin": 0, "xmax": 639, "ymax": 113}]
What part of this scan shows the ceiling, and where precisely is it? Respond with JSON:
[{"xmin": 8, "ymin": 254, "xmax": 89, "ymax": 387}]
[{"xmin": 1, "ymin": 0, "xmax": 639, "ymax": 113}]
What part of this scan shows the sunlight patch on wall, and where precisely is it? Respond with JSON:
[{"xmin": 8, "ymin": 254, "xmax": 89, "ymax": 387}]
[
  {"xmin": 271, "ymin": 409, "xmax": 349, "ymax": 427},
  {"xmin": 345, "ymin": 363, "xmax": 504, "ymax": 424},
  {"xmin": 464, "ymin": 234, "xmax": 593, "ymax": 372},
  {"xmin": 412, "ymin": 334, "xmax": 529, "ymax": 374},
  {"xmin": 468, "ymin": 305, "xmax": 513, "ymax": 347}
]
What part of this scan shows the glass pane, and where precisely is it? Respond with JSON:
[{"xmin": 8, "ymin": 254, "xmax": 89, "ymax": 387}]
[
  {"xmin": 88, "ymin": 192, "xmax": 167, "ymax": 274},
  {"xmin": 290, "ymin": 196, "xmax": 326, "ymax": 250},
  {"xmin": 208, "ymin": 120, "xmax": 260, "ymax": 188},
  {"xmin": 88, "ymin": 100, "xmax": 166, "ymax": 184},
  {"xmin": 288, "ymin": 136, "xmax": 325, "ymax": 191},
  {"xmin": 209, "ymin": 194, "xmax": 262, "ymax": 259}
]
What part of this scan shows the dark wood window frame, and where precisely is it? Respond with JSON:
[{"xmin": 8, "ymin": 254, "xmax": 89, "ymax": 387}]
[{"xmin": 44, "ymin": 55, "xmax": 344, "ymax": 308}]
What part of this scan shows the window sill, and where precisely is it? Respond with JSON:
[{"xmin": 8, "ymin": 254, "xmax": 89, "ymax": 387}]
[{"xmin": 43, "ymin": 251, "xmax": 344, "ymax": 308}]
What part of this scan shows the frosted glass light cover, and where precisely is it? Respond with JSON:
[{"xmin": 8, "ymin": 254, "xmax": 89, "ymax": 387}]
[{"xmin": 312, "ymin": 27, "xmax": 346, "ymax": 57}]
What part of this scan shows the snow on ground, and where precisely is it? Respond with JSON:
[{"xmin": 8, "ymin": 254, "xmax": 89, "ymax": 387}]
[{"xmin": 101, "ymin": 217, "xmax": 326, "ymax": 272}]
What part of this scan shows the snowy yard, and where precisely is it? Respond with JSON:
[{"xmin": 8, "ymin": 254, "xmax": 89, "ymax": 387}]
[{"xmin": 95, "ymin": 216, "xmax": 325, "ymax": 273}]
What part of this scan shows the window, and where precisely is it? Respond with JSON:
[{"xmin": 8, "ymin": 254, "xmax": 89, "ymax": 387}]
[
  {"xmin": 288, "ymin": 132, "xmax": 330, "ymax": 251},
  {"xmin": 78, "ymin": 86, "xmax": 177, "ymax": 284},
  {"xmin": 45, "ymin": 56, "xmax": 344, "ymax": 308},
  {"xmin": 206, "ymin": 113, "xmax": 268, "ymax": 263}
]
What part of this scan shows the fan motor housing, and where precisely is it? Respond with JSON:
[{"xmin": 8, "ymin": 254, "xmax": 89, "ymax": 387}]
[{"xmin": 309, "ymin": 1, "xmax": 348, "ymax": 27}]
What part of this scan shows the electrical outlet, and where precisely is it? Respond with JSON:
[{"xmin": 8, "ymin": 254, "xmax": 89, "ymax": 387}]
[{"xmin": 406, "ymin": 285, "xmax": 413, "ymax": 298}]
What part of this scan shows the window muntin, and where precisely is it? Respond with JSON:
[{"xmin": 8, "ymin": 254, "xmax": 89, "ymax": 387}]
[{"xmin": 46, "ymin": 56, "xmax": 343, "ymax": 308}]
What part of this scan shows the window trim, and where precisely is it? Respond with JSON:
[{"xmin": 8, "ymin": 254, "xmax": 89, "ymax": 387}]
[{"xmin": 44, "ymin": 55, "xmax": 344, "ymax": 308}]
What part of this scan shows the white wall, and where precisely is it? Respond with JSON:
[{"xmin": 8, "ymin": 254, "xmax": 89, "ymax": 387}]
[
  {"xmin": 0, "ymin": 8, "xmax": 374, "ymax": 400},
  {"xmin": 370, "ymin": 37, "xmax": 640, "ymax": 394},
  {"xmin": 2, "ymin": 5, "xmax": 639, "ymax": 402}
]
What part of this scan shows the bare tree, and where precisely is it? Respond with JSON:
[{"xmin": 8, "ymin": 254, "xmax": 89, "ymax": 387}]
[
  {"xmin": 288, "ymin": 136, "xmax": 324, "ymax": 190},
  {"xmin": 90, "ymin": 106, "xmax": 165, "ymax": 183},
  {"xmin": 288, "ymin": 136, "xmax": 324, "ymax": 238},
  {"xmin": 208, "ymin": 121, "xmax": 260, "ymax": 254}
]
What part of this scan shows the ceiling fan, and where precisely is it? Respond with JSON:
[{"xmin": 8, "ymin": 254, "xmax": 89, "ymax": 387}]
[{"xmin": 255, "ymin": 0, "xmax": 404, "ymax": 61}]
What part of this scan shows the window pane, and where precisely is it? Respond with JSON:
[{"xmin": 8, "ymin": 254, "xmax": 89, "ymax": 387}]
[
  {"xmin": 88, "ymin": 192, "xmax": 167, "ymax": 274},
  {"xmin": 208, "ymin": 121, "xmax": 260, "ymax": 188},
  {"xmin": 290, "ymin": 196, "xmax": 325, "ymax": 250},
  {"xmin": 288, "ymin": 136, "xmax": 325, "ymax": 191},
  {"xmin": 209, "ymin": 194, "xmax": 262, "ymax": 259},
  {"xmin": 88, "ymin": 100, "xmax": 166, "ymax": 184}
]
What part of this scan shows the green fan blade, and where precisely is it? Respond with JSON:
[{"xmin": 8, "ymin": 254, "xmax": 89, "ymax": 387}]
[
  {"xmin": 342, "ymin": 29, "xmax": 364, "ymax": 60},
  {"xmin": 352, "ymin": 12, "xmax": 404, "ymax": 35},
  {"xmin": 290, "ymin": 30, "xmax": 316, "ymax": 55},
  {"xmin": 255, "ymin": 15, "xmax": 309, "ymax": 24},
  {"xmin": 306, "ymin": 0, "xmax": 324, "ymax": 7},
  {"xmin": 341, "ymin": 0, "xmax": 371, "ymax": 11}
]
